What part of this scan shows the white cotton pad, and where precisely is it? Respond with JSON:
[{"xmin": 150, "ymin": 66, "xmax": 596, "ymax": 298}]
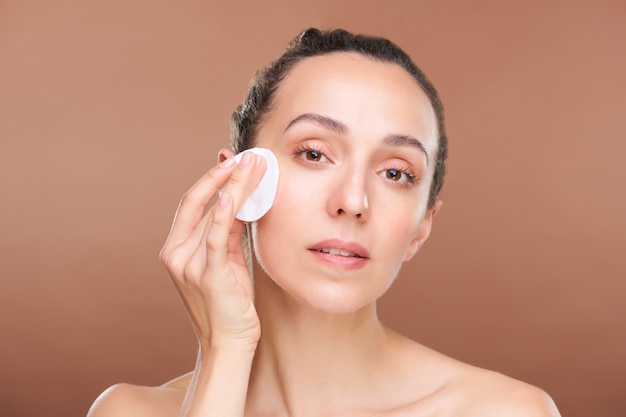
[{"xmin": 232, "ymin": 147, "xmax": 279, "ymax": 222}]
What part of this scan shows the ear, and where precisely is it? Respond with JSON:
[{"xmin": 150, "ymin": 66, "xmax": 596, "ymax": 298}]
[
  {"xmin": 218, "ymin": 148, "xmax": 236, "ymax": 164},
  {"xmin": 403, "ymin": 199, "xmax": 443, "ymax": 262}
]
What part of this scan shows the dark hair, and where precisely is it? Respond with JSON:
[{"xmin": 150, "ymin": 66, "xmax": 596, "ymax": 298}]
[{"xmin": 230, "ymin": 28, "xmax": 447, "ymax": 207}]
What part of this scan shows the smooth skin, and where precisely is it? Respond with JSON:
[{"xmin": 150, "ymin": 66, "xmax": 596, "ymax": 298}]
[{"xmin": 88, "ymin": 53, "xmax": 561, "ymax": 417}]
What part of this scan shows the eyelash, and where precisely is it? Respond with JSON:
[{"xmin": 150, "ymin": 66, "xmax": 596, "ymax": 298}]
[
  {"xmin": 291, "ymin": 144, "xmax": 417, "ymax": 188},
  {"xmin": 383, "ymin": 164, "xmax": 417, "ymax": 187},
  {"xmin": 293, "ymin": 143, "xmax": 328, "ymax": 164}
]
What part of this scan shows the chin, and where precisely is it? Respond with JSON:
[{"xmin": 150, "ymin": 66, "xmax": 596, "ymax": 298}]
[
  {"xmin": 283, "ymin": 276, "xmax": 387, "ymax": 315},
  {"xmin": 304, "ymin": 293, "xmax": 373, "ymax": 315}
]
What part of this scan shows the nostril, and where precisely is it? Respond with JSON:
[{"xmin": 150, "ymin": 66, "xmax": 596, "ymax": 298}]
[{"xmin": 336, "ymin": 208, "xmax": 364, "ymax": 217}]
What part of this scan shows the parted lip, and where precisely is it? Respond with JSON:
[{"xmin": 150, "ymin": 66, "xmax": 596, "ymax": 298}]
[{"xmin": 308, "ymin": 239, "xmax": 370, "ymax": 259}]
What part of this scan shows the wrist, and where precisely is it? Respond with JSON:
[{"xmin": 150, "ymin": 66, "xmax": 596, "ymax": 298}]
[
  {"xmin": 199, "ymin": 341, "xmax": 258, "ymax": 359},
  {"xmin": 199, "ymin": 330, "xmax": 259, "ymax": 355}
]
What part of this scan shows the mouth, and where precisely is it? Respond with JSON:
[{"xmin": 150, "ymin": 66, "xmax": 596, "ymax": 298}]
[
  {"xmin": 308, "ymin": 239, "xmax": 370, "ymax": 260},
  {"xmin": 316, "ymin": 248, "xmax": 363, "ymax": 258}
]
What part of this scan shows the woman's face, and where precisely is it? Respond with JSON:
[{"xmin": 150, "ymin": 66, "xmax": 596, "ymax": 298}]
[{"xmin": 250, "ymin": 52, "xmax": 441, "ymax": 313}]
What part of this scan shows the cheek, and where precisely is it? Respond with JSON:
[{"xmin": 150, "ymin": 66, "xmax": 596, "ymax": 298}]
[
  {"xmin": 372, "ymin": 195, "xmax": 425, "ymax": 257},
  {"xmin": 383, "ymin": 216, "xmax": 417, "ymax": 254},
  {"xmin": 264, "ymin": 166, "xmax": 330, "ymax": 222},
  {"xmin": 251, "ymin": 170, "xmax": 323, "ymax": 262}
]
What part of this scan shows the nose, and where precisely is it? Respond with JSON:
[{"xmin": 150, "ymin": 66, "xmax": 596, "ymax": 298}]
[{"xmin": 327, "ymin": 167, "xmax": 370, "ymax": 221}]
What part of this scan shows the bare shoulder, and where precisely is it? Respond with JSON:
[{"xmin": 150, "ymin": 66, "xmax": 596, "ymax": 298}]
[
  {"xmin": 86, "ymin": 373, "xmax": 192, "ymax": 417},
  {"xmin": 448, "ymin": 366, "xmax": 561, "ymax": 417},
  {"xmin": 384, "ymin": 333, "xmax": 560, "ymax": 417}
]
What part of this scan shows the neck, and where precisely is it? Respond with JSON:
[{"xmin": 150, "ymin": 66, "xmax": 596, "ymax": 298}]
[{"xmin": 246, "ymin": 263, "xmax": 389, "ymax": 417}]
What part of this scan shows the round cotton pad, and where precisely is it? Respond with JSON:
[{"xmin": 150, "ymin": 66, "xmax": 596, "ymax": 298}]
[{"xmin": 231, "ymin": 148, "xmax": 279, "ymax": 222}]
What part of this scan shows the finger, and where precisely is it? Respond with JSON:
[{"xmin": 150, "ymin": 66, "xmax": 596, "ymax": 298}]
[
  {"xmin": 198, "ymin": 152, "xmax": 264, "ymax": 265},
  {"xmin": 204, "ymin": 190, "xmax": 234, "ymax": 269},
  {"xmin": 220, "ymin": 152, "xmax": 267, "ymax": 220},
  {"xmin": 162, "ymin": 158, "xmax": 237, "ymax": 252},
  {"xmin": 173, "ymin": 188, "xmax": 245, "ymax": 273},
  {"xmin": 169, "ymin": 153, "xmax": 265, "ymax": 274},
  {"xmin": 160, "ymin": 205, "xmax": 215, "ymax": 279}
]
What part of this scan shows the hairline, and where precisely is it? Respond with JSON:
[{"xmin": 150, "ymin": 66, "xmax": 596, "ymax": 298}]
[{"xmin": 250, "ymin": 50, "xmax": 442, "ymax": 157}]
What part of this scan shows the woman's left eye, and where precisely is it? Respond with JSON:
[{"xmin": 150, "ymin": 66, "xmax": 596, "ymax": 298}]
[{"xmin": 380, "ymin": 168, "xmax": 416, "ymax": 186}]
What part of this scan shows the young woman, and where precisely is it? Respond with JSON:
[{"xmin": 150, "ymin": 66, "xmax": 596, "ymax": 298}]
[{"xmin": 88, "ymin": 28, "xmax": 561, "ymax": 417}]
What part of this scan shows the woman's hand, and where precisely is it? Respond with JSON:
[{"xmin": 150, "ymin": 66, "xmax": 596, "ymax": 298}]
[{"xmin": 159, "ymin": 151, "xmax": 267, "ymax": 352}]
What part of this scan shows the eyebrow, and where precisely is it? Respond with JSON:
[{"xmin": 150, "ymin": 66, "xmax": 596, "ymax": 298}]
[
  {"xmin": 382, "ymin": 134, "xmax": 430, "ymax": 165},
  {"xmin": 284, "ymin": 113, "xmax": 347, "ymax": 135},
  {"xmin": 284, "ymin": 112, "xmax": 429, "ymax": 164}
]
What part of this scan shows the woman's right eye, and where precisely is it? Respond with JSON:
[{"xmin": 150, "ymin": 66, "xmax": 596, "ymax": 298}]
[
  {"xmin": 305, "ymin": 150, "xmax": 322, "ymax": 161},
  {"xmin": 292, "ymin": 144, "xmax": 330, "ymax": 165}
]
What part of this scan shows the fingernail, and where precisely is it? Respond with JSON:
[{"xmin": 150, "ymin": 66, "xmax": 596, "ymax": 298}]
[
  {"xmin": 219, "ymin": 157, "xmax": 236, "ymax": 169},
  {"xmin": 219, "ymin": 191, "xmax": 231, "ymax": 208},
  {"xmin": 239, "ymin": 151, "xmax": 253, "ymax": 167}
]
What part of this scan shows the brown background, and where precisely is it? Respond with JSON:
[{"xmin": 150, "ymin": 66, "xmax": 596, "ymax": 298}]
[{"xmin": 1, "ymin": 1, "xmax": 625, "ymax": 416}]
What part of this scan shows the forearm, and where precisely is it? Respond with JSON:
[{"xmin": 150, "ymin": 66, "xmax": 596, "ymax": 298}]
[{"xmin": 180, "ymin": 347, "xmax": 256, "ymax": 417}]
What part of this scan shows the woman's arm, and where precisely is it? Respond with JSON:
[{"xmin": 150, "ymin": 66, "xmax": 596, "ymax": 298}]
[
  {"xmin": 161, "ymin": 151, "xmax": 267, "ymax": 416},
  {"xmin": 88, "ymin": 151, "xmax": 267, "ymax": 417},
  {"xmin": 180, "ymin": 347, "xmax": 255, "ymax": 417}
]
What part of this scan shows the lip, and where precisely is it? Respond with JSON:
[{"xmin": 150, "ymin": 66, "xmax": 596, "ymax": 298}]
[{"xmin": 308, "ymin": 239, "xmax": 370, "ymax": 270}]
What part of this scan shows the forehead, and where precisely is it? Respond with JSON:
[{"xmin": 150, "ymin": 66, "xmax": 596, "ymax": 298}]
[{"xmin": 261, "ymin": 52, "xmax": 438, "ymax": 155}]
